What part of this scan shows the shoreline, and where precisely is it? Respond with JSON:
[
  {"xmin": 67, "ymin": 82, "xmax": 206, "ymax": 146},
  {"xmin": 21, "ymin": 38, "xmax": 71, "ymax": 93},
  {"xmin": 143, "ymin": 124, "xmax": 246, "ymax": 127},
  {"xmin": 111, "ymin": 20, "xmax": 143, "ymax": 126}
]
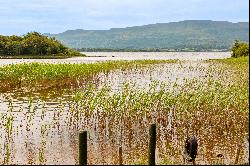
[
  {"xmin": 0, "ymin": 51, "xmax": 232, "ymax": 59},
  {"xmin": 0, "ymin": 55, "xmax": 86, "ymax": 59},
  {"xmin": 0, "ymin": 52, "xmax": 231, "ymax": 67}
]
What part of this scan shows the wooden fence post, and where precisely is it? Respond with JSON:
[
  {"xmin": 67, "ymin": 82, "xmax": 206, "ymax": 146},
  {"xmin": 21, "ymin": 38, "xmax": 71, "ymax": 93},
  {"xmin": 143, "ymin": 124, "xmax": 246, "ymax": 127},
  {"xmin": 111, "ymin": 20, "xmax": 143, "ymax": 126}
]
[
  {"xmin": 79, "ymin": 131, "xmax": 87, "ymax": 165},
  {"xmin": 148, "ymin": 124, "xmax": 156, "ymax": 165},
  {"xmin": 119, "ymin": 146, "xmax": 123, "ymax": 165}
]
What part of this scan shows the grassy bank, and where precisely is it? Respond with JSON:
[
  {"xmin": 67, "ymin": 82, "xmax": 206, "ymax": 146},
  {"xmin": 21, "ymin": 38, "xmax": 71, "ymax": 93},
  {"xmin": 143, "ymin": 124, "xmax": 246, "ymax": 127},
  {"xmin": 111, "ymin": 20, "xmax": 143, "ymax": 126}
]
[
  {"xmin": 207, "ymin": 56, "xmax": 249, "ymax": 63},
  {"xmin": 0, "ymin": 59, "xmax": 177, "ymax": 92}
]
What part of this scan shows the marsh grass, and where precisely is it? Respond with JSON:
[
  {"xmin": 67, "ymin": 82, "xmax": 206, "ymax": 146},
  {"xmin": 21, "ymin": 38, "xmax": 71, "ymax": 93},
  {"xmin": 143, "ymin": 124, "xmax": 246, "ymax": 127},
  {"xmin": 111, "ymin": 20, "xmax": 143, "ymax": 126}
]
[
  {"xmin": 0, "ymin": 60, "xmax": 177, "ymax": 92},
  {"xmin": 0, "ymin": 57, "xmax": 248, "ymax": 165},
  {"xmin": 67, "ymin": 76, "xmax": 248, "ymax": 164}
]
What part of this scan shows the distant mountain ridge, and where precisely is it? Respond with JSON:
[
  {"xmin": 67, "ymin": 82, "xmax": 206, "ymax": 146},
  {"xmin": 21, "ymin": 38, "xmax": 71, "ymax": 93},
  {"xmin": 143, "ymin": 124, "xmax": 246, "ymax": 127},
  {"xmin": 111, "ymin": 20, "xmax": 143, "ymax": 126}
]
[{"xmin": 46, "ymin": 20, "xmax": 249, "ymax": 51}]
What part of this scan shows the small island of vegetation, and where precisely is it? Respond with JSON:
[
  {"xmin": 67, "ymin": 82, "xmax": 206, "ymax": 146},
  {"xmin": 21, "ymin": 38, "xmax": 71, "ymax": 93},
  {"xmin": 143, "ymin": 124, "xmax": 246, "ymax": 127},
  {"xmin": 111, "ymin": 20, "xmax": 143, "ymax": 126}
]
[{"xmin": 0, "ymin": 32, "xmax": 83, "ymax": 59}]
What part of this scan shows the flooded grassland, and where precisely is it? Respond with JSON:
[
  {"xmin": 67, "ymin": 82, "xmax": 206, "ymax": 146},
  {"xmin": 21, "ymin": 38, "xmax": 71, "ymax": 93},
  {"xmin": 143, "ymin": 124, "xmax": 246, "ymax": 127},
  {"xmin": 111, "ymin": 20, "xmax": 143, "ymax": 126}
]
[{"xmin": 0, "ymin": 52, "xmax": 248, "ymax": 165}]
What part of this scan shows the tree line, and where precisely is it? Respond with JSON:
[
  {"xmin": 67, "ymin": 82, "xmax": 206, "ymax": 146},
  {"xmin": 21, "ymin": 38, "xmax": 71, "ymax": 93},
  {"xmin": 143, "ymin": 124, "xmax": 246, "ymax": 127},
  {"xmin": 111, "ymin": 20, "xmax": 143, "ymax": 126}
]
[
  {"xmin": 0, "ymin": 32, "xmax": 81, "ymax": 57},
  {"xmin": 231, "ymin": 40, "xmax": 249, "ymax": 58}
]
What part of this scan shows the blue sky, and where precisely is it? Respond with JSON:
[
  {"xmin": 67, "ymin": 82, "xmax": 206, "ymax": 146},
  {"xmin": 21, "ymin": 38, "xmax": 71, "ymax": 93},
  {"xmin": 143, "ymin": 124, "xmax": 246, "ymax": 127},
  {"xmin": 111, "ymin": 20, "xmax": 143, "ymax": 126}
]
[{"xmin": 0, "ymin": 0, "xmax": 249, "ymax": 35}]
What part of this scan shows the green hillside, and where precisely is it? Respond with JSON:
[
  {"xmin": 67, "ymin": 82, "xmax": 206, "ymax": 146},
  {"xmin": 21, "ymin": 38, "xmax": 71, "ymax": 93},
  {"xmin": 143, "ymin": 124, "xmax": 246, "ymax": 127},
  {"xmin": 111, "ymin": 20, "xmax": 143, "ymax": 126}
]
[{"xmin": 46, "ymin": 20, "xmax": 249, "ymax": 51}]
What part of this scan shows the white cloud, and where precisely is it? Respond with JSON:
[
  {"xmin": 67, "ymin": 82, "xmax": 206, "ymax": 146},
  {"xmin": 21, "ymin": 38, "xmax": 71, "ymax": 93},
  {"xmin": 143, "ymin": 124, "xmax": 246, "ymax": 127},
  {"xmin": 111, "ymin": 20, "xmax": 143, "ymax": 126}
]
[{"xmin": 0, "ymin": 0, "xmax": 248, "ymax": 35}]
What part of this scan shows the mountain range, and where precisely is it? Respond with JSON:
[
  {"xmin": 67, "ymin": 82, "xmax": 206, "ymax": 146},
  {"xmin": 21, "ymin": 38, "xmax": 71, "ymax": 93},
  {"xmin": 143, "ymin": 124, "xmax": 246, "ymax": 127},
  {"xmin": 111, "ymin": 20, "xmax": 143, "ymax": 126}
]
[{"xmin": 46, "ymin": 20, "xmax": 249, "ymax": 51}]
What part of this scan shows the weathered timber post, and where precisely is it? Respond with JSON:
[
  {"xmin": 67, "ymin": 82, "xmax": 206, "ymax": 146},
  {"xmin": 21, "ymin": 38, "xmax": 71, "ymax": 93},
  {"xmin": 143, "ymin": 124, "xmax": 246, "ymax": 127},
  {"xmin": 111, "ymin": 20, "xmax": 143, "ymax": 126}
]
[
  {"xmin": 79, "ymin": 131, "xmax": 87, "ymax": 165},
  {"xmin": 184, "ymin": 136, "xmax": 198, "ymax": 165},
  {"xmin": 119, "ymin": 146, "xmax": 123, "ymax": 165},
  {"xmin": 148, "ymin": 124, "xmax": 156, "ymax": 165}
]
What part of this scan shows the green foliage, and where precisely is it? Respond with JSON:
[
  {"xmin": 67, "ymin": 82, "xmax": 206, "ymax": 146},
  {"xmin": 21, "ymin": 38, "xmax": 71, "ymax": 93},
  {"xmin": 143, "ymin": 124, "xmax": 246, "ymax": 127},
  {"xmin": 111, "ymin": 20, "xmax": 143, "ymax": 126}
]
[
  {"xmin": 0, "ymin": 60, "xmax": 176, "ymax": 92},
  {"xmin": 231, "ymin": 40, "xmax": 249, "ymax": 58},
  {"xmin": 47, "ymin": 20, "xmax": 249, "ymax": 51},
  {"xmin": 0, "ymin": 32, "xmax": 82, "ymax": 57}
]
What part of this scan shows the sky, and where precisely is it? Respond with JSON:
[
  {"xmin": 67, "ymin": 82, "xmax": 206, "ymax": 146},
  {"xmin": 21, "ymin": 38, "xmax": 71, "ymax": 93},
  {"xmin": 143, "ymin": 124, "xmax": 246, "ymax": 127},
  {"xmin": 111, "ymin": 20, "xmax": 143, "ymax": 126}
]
[{"xmin": 0, "ymin": 0, "xmax": 249, "ymax": 35}]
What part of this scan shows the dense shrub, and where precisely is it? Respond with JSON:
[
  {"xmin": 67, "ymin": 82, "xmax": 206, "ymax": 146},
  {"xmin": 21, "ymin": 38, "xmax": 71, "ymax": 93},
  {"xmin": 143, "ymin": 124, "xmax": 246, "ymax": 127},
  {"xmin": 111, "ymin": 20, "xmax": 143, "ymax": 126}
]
[
  {"xmin": 0, "ymin": 32, "xmax": 82, "ymax": 57},
  {"xmin": 231, "ymin": 40, "xmax": 249, "ymax": 58}
]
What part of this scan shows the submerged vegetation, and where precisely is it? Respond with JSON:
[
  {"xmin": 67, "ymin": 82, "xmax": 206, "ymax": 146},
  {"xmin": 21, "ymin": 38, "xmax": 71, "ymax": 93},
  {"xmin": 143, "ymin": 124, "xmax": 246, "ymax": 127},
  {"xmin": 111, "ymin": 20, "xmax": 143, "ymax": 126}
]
[
  {"xmin": 72, "ymin": 76, "xmax": 248, "ymax": 165},
  {"xmin": 0, "ymin": 59, "xmax": 176, "ymax": 92},
  {"xmin": 0, "ymin": 32, "xmax": 82, "ymax": 58},
  {"xmin": 0, "ymin": 56, "xmax": 248, "ymax": 165}
]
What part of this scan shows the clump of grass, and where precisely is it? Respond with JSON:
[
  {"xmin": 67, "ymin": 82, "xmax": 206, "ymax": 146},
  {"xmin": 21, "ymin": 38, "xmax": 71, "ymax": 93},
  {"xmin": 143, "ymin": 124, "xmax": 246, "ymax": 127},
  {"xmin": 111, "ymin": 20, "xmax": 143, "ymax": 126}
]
[
  {"xmin": 0, "ymin": 60, "xmax": 177, "ymax": 92},
  {"xmin": 206, "ymin": 56, "xmax": 249, "ymax": 65}
]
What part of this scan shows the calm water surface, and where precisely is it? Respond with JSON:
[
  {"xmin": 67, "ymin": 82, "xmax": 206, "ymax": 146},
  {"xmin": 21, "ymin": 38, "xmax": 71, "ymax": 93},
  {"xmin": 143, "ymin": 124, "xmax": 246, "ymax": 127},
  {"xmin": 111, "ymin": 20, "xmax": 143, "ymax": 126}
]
[{"xmin": 0, "ymin": 52, "xmax": 230, "ymax": 66}]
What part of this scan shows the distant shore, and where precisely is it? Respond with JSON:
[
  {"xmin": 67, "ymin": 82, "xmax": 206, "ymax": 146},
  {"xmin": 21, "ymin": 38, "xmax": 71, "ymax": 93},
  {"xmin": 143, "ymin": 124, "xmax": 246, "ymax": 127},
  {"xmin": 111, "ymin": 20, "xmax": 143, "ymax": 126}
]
[
  {"xmin": 0, "ymin": 55, "xmax": 86, "ymax": 59},
  {"xmin": 77, "ymin": 49, "xmax": 230, "ymax": 52}
]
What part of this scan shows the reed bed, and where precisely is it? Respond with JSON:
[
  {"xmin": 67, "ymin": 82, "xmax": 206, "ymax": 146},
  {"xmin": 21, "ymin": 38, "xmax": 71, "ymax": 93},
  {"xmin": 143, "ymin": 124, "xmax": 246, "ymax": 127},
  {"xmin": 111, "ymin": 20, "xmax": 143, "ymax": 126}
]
[
  {"xmin": 65, "ymin": 74, "xmax": 248, "ymax": 165},
  {"xmin": 0, "ymin": 60, "xmax": 176, "ymax": 92},
  {"xmin": 0, "ymin": 57, "xmax": 248, "ymax": 165}
]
